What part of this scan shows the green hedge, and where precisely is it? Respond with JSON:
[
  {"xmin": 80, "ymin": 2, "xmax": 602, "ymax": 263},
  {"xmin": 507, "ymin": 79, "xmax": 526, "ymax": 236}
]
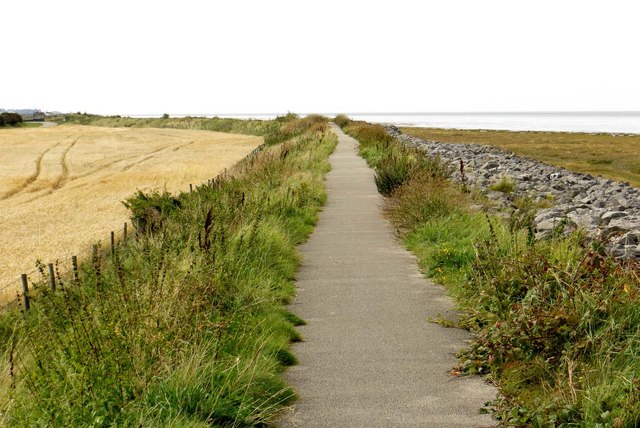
[{"xmin": 0, "ymin": 112, "xmax": 23, "ymax": 126}]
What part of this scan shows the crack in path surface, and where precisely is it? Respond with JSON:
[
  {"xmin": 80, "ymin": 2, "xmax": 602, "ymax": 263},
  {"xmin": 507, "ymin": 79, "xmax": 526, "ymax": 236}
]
[{"xmin": 278, "ymin": 124, "xmax": 496, "ymax": 427}]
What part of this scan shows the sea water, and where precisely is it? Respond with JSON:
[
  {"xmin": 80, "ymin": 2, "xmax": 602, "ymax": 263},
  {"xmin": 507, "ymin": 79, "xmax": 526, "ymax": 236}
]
[
  {"xmin": 347, "ymin": 112, "xmax": 640, "ymax": 134},
  {"xmin": 135, "ymin": 112, "xmax": 640, "ymax": 135}
]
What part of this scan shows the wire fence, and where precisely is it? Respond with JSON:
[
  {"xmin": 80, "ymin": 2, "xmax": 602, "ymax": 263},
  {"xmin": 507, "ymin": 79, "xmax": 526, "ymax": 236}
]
[
  {"xmin": 0, "ymin": 140, "xmax": 270, "ymax": 313},
  {"xmin": 0, "ymin": 222, "xmax": 131, "ymax": 311}
]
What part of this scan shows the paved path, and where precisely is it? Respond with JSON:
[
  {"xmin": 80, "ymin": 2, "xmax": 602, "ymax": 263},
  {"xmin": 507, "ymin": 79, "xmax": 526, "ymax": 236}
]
[{"xmin": 278, "ymin": 124, "xmax": 496, "ymax": 427}]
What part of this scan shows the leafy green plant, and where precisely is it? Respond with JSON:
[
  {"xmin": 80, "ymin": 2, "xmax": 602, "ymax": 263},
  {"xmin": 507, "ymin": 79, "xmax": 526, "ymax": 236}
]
[{"xmin": 123, "ymin": 189, "xmax": 182, "ymax": 234}]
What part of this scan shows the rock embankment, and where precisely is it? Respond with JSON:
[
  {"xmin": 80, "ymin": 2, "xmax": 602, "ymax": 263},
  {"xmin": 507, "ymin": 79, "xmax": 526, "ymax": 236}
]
[{"xmin": 386, "ymin": 125, "xmax": 640, "ymax": 259}]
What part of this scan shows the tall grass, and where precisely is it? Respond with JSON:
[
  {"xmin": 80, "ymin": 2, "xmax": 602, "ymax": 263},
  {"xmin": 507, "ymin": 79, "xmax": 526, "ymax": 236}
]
[
  {"xmin": 341, "ymin": 119, "xmax": 450, "ymax": 195},
  {"xmin": 338, "ymin": 117, "xmax": 640, "ymax": 427},
  {"xmin": 65, "ymin": 113, "xmax": 329, "ymax": 146},
  {"xmin": 0, "ymin": 115, "xmax": 336, "ymax": 426}
]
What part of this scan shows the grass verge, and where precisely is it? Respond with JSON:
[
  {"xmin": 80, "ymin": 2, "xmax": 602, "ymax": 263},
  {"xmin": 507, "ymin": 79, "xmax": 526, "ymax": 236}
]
[
  {"xmin": 0, "ymin": 122, "xmax": 42, "ymax": 129},
  {"xmin": 340, "ymin": 116, "xmax": 640, "ymax": 427},
  {"xmin": 401, "ymin": 126, "xmax": 640, "ymax": 187},
  {"xmin": 63, "ymin": 113, "xmax": 328, "ymax": 146},
  {"xmin": 0, "ymin": 114, "xmax": 335, "ymax": 426}
]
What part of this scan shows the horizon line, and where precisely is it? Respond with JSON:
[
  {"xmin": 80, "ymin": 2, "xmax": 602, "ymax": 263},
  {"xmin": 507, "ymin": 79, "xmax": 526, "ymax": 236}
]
[{"xmin": 120, "ymin": 110, "xmax": 640, "ymax": 117}]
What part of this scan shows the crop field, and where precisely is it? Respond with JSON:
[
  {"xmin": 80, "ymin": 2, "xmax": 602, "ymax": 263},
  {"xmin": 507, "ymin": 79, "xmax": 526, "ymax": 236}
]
[{"xmin": 0, "ymin": 125, "xmax": 261, "ymax": 301}]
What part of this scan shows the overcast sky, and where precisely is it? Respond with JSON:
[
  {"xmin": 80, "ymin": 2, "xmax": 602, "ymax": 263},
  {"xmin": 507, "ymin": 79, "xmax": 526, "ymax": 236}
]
[{"xmin": 3, "ymin": 0, "xmax": 639, "ymax": 115}]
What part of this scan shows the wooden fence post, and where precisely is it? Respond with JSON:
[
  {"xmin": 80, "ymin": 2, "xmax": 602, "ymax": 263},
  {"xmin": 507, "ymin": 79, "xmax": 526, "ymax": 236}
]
[
  {"xmin": 48, "ymin": 263, "xmax": 56, "ymax": 291},
  {"xmin": 21, "ymin": 274, "xmax": 30, "ymax": 310},
  {"xmin": 123, "ymin": 223, "xmax": 128, "ymax": 242},
  {"xmin": 190, "ymin": 183, "xmax": 193, "ymax": 193},
  {"xmin": 72, "ymin": 255, "xmax": 79, "ymax": 283},
  {"xmin": 110, "ymin": 231, "xmax": 115, "ymax": 255},
  {"xmin": 93, "ymin": 244, "xmax": 101, "ymax": 291}
]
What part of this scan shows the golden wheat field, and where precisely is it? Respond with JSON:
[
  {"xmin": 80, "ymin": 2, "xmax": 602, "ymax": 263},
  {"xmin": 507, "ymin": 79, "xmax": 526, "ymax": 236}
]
[{"xmin": 0, "ymin": 125, "xmax": 261, "ymax": 302}]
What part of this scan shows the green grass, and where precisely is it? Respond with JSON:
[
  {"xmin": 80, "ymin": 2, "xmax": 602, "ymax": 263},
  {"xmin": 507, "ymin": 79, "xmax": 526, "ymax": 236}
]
[
  {"xmin": 488, "ymin": 176, "xmax": 515, "ymax": 194},
  {"xmin": 64, "ymin": 113, "xmax": 329, "ymax": 146},
  {"xmin": 0, "ymin": 122, "xmax": 42, "ymax": 129},
  {"xmin": 0, "ymin": 115, "xmax": 336, "ymax": 426},
  {"xmin": 339, "ymin": 117, "xmax": 640, "ymax": 427},
  {"xmin": 401, "ymin": 127, "xmax": 640, "ymax": 187}
]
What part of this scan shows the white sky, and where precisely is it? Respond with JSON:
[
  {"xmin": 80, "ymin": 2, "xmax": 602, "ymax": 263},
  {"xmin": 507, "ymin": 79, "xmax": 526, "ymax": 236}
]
[{"xmin": 3, "ymin": 0, "xmax": 639, "ymax": 115}]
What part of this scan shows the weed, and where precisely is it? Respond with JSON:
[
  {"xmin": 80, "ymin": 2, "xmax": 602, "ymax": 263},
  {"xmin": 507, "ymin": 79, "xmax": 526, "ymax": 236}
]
[{"xmin": 489, "ymin": 175, "xmax": 516, "ymax": 194}]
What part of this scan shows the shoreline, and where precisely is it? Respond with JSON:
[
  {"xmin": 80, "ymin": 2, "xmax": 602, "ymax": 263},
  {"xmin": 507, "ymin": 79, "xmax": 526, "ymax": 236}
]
[
  {"xmin": 351, "ymin": 112, "xmax": 640, "ymax": 135},
  {"xmin": 112, "ymin": 111, "xmax": 640, "ymax": 135}
]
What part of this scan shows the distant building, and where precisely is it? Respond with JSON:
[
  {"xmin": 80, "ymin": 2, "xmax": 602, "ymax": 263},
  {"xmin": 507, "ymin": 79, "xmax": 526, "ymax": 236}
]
[{"xmin": 19, "ymin": 110, "xmax": 46, "ymax": 121}]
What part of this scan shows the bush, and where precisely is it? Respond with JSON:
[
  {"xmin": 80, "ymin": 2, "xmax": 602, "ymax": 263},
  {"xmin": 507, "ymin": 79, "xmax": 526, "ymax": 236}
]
[
  {"xmin": 334, "ymin": 114, "xmax": 351, "ymax": 128},
  {"xmin": 0, "ymin": 112, "xmax": 23, "ymax": 126},
  {"xmin": 122, "ymin": 190, "xmax": 182, "ymax": 234}
]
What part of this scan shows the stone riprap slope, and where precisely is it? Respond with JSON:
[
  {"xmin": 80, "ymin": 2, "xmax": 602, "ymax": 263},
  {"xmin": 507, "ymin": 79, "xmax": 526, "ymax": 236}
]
[{"xmin": 386, "ymin": 125, "xmax": 640, "ymax": 259}]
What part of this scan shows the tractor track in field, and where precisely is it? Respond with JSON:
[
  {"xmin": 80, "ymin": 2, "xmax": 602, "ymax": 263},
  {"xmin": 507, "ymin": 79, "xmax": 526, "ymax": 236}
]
[
  {"xmin": 52, "ymin": 138, "xmax": 79, "ymax": 190},
  {"xmin": 22, "ymin": 140, "xmax": 195, "ymax": 204},
  {"xmin": 0, "ymin": 138, "xmax": 68, "ymax": 200}
]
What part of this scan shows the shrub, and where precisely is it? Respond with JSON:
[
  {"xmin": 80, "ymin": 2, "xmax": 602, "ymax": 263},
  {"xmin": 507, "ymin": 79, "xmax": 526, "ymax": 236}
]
[
  {"xmin": 122, "ymin": 190, "xmax": 182, "ymax": 234},
  {"xmin": 0, "ymin": 112, "xmax": 23, "ymax": 126},
  {"xmin": 334, "ymin": 114, "xmax": 351, "ymax": 128}
]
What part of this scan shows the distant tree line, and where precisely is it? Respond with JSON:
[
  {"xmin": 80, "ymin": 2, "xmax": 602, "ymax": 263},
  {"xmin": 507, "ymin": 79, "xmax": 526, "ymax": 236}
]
[{"xmin": 0, "ymin": 112, "xmax": 23, "ymax": 126}]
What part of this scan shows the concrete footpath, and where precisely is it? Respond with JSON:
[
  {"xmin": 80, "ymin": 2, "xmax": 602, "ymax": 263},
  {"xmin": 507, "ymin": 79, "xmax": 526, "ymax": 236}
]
[{"xmin": 278, "ymin": 124, "xmax": 496, "ymax": 427}]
